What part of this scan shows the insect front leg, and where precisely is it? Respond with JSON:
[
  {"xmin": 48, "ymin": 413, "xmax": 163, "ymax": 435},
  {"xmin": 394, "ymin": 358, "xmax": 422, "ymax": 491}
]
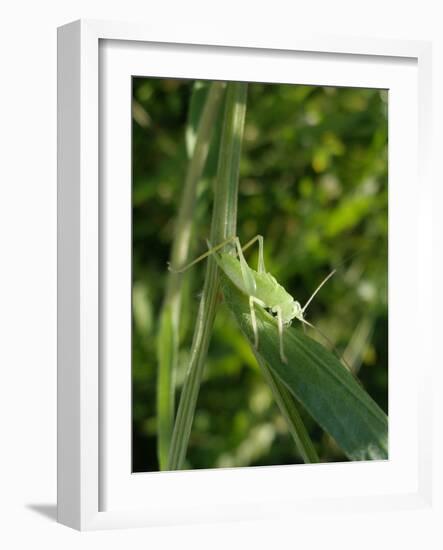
[
  {"xmin": 249, "ymin": 295, "xmax": 266, "ymax": 350},
  {"xmin": 274, "ymin": 306, "xmax": 288, "ymax": 364}
]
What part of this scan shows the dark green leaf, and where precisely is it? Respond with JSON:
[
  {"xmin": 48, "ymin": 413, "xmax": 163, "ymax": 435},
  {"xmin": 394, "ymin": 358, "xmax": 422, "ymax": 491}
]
[{"xmin": 222, "ymin": 275, "xmax": 388, "ymax": 461}]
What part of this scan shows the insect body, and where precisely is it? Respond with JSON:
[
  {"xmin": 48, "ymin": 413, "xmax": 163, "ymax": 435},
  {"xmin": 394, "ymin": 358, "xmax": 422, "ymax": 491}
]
[{"xmin": 170, "ymin": 235, "xmax": 335, "ymax": 364}]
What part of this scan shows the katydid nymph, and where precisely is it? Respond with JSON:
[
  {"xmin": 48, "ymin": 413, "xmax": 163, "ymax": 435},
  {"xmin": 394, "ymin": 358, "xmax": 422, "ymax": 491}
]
[{"xmin": 169, "ymin": 235, "xmax": 336, "ymax": 364}]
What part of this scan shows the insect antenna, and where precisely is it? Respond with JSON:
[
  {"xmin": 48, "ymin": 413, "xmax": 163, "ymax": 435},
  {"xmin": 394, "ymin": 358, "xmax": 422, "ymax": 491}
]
[{"xmin": 302, "ymin": 269, "xmax": 336, "ymax": 313}]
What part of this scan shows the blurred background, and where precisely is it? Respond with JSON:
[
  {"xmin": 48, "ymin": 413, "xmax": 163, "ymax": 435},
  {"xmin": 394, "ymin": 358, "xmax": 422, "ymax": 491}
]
[{"xmin": 132, "ymin": 78, "xmax": 388, "ymax": 472}]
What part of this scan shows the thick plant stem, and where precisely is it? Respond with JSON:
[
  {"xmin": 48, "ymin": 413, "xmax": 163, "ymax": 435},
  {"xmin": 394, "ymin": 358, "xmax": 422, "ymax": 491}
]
[
  {"xmin": 167, "ymin": 82, "xmax": 248, "ymax": 470},
  {"xmin": 254, "ymin": 353, "xmax": 319, "ymax": 463},
  {"xmin": 156, "ymin": 82, "xmax": 226, "ymax": 470}
]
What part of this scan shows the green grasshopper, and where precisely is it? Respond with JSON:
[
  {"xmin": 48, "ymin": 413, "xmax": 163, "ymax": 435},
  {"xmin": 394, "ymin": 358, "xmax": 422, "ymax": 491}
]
[{"xmin": 170, "ymin": 235, "xmax": 336, "ymax": 364}]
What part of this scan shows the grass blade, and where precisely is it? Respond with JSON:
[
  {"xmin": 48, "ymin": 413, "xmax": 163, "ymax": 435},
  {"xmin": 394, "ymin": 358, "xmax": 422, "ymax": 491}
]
[{"xmin": 186, "ymin": 81, "xmax": 224, "ymax": 178}]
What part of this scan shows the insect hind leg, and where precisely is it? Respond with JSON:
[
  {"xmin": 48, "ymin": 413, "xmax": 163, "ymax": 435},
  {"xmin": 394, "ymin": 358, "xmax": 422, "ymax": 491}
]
[
  {"xmin": 234, "ymin": 238, "xmax": 257, "ymax": 295},
  {"xmin": 168, "ymin": 236, "xmax": 237, "ymax": 272},
  {"xmin": 241, "ymin": 234, "xmax": 266, "ymax": 273}
]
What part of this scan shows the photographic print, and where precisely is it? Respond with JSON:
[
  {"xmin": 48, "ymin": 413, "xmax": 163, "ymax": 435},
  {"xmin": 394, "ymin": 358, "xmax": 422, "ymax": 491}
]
[{"xmin": 132, "ymin": 79, "xmax": 388, "ymax": 473}]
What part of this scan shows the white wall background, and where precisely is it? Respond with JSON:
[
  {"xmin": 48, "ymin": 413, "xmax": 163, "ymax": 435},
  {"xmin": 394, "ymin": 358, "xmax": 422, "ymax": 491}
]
[{"xmin": 0, "ymin": 1, "xmax": 441, "ymax": 548}]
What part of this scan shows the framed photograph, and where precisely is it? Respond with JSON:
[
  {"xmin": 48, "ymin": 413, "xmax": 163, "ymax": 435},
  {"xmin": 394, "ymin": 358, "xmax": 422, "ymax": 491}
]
[{"xmin": 57, "ymin": 19, "xmax": 432, "ymax": 530}]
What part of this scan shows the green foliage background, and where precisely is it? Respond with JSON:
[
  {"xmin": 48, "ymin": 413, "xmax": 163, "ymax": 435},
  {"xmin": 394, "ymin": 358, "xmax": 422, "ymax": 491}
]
[{"xmin": 132, "ymin": 78, "xmax": 388, "ymax": 472}]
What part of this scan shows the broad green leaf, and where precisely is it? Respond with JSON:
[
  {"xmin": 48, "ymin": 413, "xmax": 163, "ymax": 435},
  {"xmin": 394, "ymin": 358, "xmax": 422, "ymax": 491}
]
[
  {"xmin": 222, "ymin": 276, "xmax": 388, "ymax": 461},
  {"xmin": 254, "ymin": 353, "xmax": 319, "ymax": 463}
]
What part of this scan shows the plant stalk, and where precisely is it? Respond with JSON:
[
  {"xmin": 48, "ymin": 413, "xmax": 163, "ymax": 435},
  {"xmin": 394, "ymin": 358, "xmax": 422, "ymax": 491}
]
[
  {"xmin": 156, "ymin": 82, "xmax": 226, "ymax": 470},
  {"xmin": 167, "ymin": 82, "xmax": 248, "ymax": 470}
]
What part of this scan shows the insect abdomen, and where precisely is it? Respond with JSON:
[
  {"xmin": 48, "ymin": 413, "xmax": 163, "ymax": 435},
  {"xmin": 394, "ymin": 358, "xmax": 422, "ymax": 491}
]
[
  {"xmin": 255, "ymin": 272, "xmax": 293, "ymax": 307},
  {"xmin": 216, "ymin": 253, "xmax": 250, "ymax": 294}
]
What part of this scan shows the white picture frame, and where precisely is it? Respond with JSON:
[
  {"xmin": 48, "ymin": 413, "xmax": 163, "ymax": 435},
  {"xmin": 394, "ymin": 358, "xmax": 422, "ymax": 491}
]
[{"xmin": 57, "ymin": 19, "xmax": 433, "ymax": 531}]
